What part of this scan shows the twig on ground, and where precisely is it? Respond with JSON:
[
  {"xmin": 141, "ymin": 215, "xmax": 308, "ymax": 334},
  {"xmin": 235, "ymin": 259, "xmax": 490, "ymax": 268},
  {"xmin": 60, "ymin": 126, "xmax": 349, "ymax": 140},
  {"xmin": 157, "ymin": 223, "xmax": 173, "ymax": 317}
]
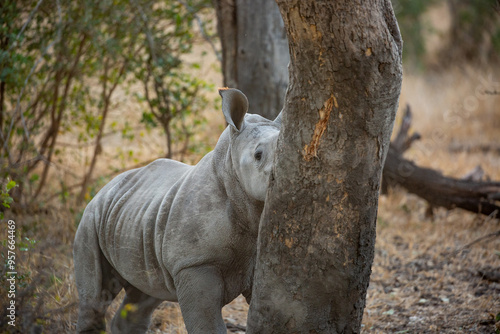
[{"xmin": 452, "ymin": 222, "xmax": 500, "ymax": 257}]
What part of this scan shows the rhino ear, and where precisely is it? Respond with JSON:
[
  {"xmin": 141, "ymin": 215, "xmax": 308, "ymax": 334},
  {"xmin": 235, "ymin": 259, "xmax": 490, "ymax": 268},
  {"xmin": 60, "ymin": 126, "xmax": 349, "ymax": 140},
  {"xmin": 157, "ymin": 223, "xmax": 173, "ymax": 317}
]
[
  {"xmin": 274, "ymin": 110, "xmax": 283, "ymax": 127},
  {"xmin": 219, "ymin": 88, "xmax": 248, "ymax": 132}
]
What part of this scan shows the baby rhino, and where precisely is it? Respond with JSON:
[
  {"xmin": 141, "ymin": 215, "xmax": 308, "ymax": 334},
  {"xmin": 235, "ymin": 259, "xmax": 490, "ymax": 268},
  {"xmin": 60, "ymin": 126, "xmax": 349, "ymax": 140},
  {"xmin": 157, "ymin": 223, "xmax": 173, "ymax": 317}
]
[{"xmin": 73, "ymin": 88, "xmax": 281, "ymax": 333}]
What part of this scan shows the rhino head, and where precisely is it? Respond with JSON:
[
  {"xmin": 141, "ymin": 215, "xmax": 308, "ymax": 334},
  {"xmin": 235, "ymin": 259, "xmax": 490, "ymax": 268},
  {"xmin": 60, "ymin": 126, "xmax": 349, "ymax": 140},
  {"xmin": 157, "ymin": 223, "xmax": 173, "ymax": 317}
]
[{"xmin": 219, "ymin": 88, "xmax": 281, "ymax": 202}]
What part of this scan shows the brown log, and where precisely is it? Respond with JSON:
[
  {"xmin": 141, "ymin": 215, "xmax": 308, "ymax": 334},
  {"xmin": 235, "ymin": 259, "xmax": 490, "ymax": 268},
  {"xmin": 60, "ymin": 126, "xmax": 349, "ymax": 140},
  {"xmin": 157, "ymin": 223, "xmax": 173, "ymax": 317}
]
[
  {"xmin": 448, "ymin": 142, "xmax": 500, "ymax": 155},
  {"xmin": 390, "ymin": 104, "xmax": 421, "ymax": 154},
  {"xmin": 461, "ymin": 165, "xmax": 486, "ymax": 182},
  {"xmin": 383, "ymin": 106, "xmax": 500, "ymax": 218}
]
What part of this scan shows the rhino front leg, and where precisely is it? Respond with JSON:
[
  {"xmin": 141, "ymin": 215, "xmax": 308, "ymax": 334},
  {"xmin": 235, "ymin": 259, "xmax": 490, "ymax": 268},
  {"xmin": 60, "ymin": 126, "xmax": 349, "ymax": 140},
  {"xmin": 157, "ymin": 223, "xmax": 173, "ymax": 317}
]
[
  {"xmin": 110, "ymin": 285, "xmax": 163, "ymax": 334},
  {"xmin": 175, "ymin": 266, "xmax": 227, "ymax": 334}
]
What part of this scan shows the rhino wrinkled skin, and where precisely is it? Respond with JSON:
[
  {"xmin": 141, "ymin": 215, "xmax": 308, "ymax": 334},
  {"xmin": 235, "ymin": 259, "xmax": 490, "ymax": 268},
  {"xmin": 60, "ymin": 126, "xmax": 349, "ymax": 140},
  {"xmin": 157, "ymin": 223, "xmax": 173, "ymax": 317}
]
[{"xmin": 73, "ymin": 88, "xmax": 281, "ymax": 333}]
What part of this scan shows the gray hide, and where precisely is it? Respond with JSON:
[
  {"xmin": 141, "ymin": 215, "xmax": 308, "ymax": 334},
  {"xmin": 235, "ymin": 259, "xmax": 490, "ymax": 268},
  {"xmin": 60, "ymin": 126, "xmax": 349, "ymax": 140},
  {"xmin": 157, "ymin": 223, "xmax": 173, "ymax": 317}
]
[{"xmin": 73, "ymin": 88, "xmax": 281, "ymax": 334}]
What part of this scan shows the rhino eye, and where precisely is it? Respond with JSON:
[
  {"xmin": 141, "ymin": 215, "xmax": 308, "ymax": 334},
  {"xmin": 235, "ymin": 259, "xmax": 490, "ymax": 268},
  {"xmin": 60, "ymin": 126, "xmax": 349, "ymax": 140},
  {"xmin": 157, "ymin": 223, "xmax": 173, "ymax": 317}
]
[{"xmin": 254, "ymin": 151, "xmax": 263, "ymax": 161}]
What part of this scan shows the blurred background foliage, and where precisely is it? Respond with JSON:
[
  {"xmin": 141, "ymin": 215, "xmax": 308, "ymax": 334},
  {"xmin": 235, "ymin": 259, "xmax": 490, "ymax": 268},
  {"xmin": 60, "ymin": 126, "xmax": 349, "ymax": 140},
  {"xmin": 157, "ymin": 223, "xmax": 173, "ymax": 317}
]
[
  {"xmin": 394, "ymin": 0, "xmax": 500, "ymax": 68},
  {"xmin": 1, "ymin": 1, "xmax": 216, "ymax": 330},
  {"xmin": 0, "ymin": 0, "xmax": 215, "ymax": 213}
]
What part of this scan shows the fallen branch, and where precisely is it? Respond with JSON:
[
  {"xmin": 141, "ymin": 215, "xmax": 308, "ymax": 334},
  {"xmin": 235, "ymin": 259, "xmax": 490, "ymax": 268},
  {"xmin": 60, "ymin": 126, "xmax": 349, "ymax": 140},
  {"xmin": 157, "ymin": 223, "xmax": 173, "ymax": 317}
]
[
  {"xmin": 452, "ymin": 227, "xmax": 500, "ymax": 256},
  {"xmin": 382, "ymin": 105, "xmax": 500, "ymax": 217},
  {"xmin": 478, "ymin": 266, "xmax": 500, "ymax": 283},
  {"xmin": 449, "ymin": 142, "xmax": 500, "ymax": 155}
]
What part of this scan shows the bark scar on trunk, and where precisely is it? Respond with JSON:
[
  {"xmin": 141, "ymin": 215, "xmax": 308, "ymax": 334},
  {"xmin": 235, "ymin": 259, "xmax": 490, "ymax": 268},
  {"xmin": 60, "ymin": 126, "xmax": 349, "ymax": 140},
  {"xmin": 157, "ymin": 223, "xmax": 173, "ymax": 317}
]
[{"xmin": 303, "ymin": 94, "xmax": 336, "ymax": 161}]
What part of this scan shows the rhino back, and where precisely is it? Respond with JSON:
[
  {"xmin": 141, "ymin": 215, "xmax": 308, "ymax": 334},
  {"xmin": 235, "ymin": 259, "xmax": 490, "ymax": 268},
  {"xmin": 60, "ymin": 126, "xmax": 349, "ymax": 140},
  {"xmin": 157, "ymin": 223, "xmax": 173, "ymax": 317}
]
[{"xmin": 84, "ymin": 158, "xmax": 191, "ymax": 299}]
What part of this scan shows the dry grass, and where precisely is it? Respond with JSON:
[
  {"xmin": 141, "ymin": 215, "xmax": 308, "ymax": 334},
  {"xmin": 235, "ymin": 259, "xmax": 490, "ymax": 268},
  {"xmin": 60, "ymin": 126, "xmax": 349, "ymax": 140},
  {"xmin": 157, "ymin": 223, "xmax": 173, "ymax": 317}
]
[{"xmin": 1, "ymin": 42, "xmax": 499, "ymax": 334}]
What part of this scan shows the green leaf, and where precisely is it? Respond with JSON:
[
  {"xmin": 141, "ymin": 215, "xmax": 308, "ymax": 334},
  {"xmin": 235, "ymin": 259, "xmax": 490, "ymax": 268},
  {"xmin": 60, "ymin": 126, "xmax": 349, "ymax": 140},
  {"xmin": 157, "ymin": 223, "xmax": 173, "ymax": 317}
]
[
  {"xmin": 6, "ymin": 180, "xmax": 16, "ymax": 191},
  {"xmin": 30, "ymin": 174, "xmax": 39, "ymax": 183},
  {"xmin": 140, "ymin": 112, "xmax": 158, "ymax": 128}
]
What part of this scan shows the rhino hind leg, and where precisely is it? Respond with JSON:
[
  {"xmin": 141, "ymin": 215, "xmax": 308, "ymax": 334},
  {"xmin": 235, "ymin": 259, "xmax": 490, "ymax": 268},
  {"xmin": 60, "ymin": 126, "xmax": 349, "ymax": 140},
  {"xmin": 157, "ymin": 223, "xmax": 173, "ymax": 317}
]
[
  {"xmin": 175, "ymin": 266, "xmax": 227, "ymax": 334},
  {"xmin": 110, "ymin": 285, "xmax": 162, "ymax": 334},
  {"xmin": 74, "ymin": 222, "xmax": 123, "ymax": 333}
]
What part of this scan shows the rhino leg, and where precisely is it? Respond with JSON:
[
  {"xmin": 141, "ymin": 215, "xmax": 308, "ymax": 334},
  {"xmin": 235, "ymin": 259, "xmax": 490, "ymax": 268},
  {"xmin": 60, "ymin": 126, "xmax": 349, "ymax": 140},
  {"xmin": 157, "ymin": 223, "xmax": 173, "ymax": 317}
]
[
  {"xmin": 74, "ymin": 229, "xmax": 123, "ymax": 333},
  {"xmin": 175, "ymin": 266, "xmax": 227, "ymax": 334},
  {"xmin": 110, "ymin": 285, "xmax": 162, "ymax": 334}
]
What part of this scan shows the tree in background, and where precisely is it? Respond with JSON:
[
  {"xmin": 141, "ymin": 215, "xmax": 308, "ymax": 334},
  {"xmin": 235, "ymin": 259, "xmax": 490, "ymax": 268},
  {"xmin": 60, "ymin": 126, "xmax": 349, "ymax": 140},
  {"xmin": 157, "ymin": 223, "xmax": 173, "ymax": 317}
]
[
  {"xmin": 393, "ymin": 0, "xmax": 500, "ymax": 67},
  {"xmin": 0, "ymin": 0, "xmax": 213, "ymax": 208},
  {"xmin": 442, "ymin": 0, "xmax": 500, "ymax": 65},
  {"xmin": 214, "ymin": 0, "xmax": 500, "ymax": 120},
  {"xmin": 391, "ymin": 0, "xmax": 435, "ymax": 67},
  {"xmin": 213, "ymin": 0, "xmax": 289, "ymax": 120}
]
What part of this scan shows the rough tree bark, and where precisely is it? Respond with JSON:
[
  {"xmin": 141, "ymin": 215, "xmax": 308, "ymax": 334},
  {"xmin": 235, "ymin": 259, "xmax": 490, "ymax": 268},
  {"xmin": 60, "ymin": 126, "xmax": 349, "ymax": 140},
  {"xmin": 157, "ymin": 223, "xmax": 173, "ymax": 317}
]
[
  {"xmin": 243, "ymin": 1, "xmax": 403, "ymax": 333},
  {"xmin": 213, "ymin": 0, "xmax": 289, "ymax": 119}
]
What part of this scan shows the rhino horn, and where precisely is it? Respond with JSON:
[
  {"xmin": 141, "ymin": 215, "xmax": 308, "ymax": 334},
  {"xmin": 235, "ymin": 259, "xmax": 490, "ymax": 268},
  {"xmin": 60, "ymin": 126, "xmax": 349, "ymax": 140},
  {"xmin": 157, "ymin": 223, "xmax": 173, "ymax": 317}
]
[{"xmin": 219, "ymin": 88, "xmax": 248, "ymax": 132}]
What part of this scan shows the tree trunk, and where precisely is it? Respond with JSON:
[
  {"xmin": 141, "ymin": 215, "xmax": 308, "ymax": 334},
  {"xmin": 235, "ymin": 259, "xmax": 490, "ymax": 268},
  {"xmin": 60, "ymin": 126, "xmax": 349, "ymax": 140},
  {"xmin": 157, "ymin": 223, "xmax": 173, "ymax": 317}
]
[
  {"xmin": 245, "ymin": 1, "xmax": 403, "ymax": 333},
  {"xmin": 213, "ymin": 0, "xmax": 289, "ymax": 119}
]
